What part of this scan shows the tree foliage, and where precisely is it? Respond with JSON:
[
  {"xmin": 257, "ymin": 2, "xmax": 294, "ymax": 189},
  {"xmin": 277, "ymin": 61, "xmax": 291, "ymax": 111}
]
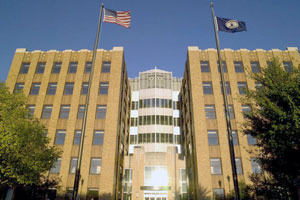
[
  {"xmin": 0, "ymin": 82, "xmax": 60, "ymax": 188},
  {"xmin": 243, "ymin": 60, "xmax": 300, "ymax": 199}
]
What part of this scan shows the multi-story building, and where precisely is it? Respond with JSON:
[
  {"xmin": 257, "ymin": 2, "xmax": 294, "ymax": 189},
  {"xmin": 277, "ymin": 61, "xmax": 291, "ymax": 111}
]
[
  {"xmin": 5, "ymin": 46, "xmax": 300, "ymax": 200},
  {"xmin": 6, "ymin": 47, "xmax": 131, "ymax": 200},
  {"xmin": 123, "ymin": 68, "xmax": 186, "ymax": 200},
  {"xmin": 180, "ymin": 46, "xmax": 300, "ymax": 199}
]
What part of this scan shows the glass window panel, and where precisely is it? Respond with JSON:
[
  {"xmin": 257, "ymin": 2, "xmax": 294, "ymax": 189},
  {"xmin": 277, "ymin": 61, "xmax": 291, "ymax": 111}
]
[
  {"xmin": 96, "ymin": 105, "xmax": 106, "ymax": 119},
  {"xmin": 200, "ymin": 61, "xmax": 210, "ymax": 72},
  {"xmin": 93, "ymin": 130, "xmax": 104, "ymax": 145},
  {"xmin": 69, "ymin": 158, "xmax": 78, "ymax": 173},
  {"xmin": 73, "ymin": 130, "xmax": 81, "ymax": 145},
  {"xmin": 47, "ymin": 82, "xmax": 57, "ymax": 95},
  {"xmin": 59, "ymin": 105, "xmax": 70, "ymax": 119},
  {"xmin": 68, "ymin": 62, "xmax": 78, "ymax": 73},
  {"xmin": 235, "ymin": 158, "xmax": 243, "ymax": 174},
  {"xmin": 213, "ymin": 188, "xmax": 225, "ymax": 199},
  {"xmin": 224, "ymin": 105, "xmax": 235, "ymax": 119},
  {"xmin": 251, "ymin": 158, "xmax": 262, "ymax": 173},
  {"xmin": 203, "ymin": 82, "xmax": 213, "ymax": 94},
  {"xmin": 52, "ymin": 62, "xmax": 61, "ymax": 74},
  {"xmin": 210, "ymin": 158, "xmax": 222, "ymax": 174},
  {"xmin": 77, "ymin": 105, "xmax": 85, "ymax": 119},
  {"xmin": 205, "ymin": 105, "xmax": 216, "ymax": 119},
  {"xmin": 234, "ymin": 61, "xmax": 244, "ymax": 73},
  {"xmin": 283, "ymin": 61, "xmax": 293, "ymax": 72},
  {"xmin": 220, "ymin": 82, "xmax": 231, "ymax": 94},
  {"xmin": 28, "ymin": 105, "xmax": 35, "ymax": 116},
  {"xmin": 20, "ymin": 62, "xmax": 30, "ymax": 74},
  {"xmin": 208, "ymin": 130, "xmax": 218, "ymax": 145},
  {"xmin": 30, "ymin": 83, "xmax": 41, "ymax": 95},
  {"xmin": 247, "ymin": 135, "xmax": 257, "ymax": 145},
  {"xmin": 102, "ymin": 61, "xmax": 111, "ymax": 73},
  {"xmin": 50, "ymin": 158, "xmax": 62, "ymax": 174},
  {"xmin": 90, "ymin": 158, "xmax": 101, "ymax": 174},
  {"xmin": 36, "ymin": 62, "xmax": 46, "ymax": 74},
  {"xmin": 232, "ymin": 130, "xmax": 239, "ymax": 145},
  {"xmin": 41, "ymin": 105, "xmax": 53, "ymax": 119},
  {"xmin": 64, "ymin": 82, "xmax": 74, "ymax": 95},
  {"xmin": 85, "ymin": 62, "xmax": 92, "ymax": 73},
  {"xmin": 81, "ymin": 82, "xmax": 89, "ymax": 95},
  {"xmin": 99, "ymin": 82, "xmax": 109, "ymax": 94},
  {"xmin": 242, "ymin": 105, "xmax": 251, "ymax": 118},
  {"xmin": 55, "ymin": 130, "xmax": 66, "ymax": 145},
  {"xmin": 251, "ymin": 62, "xmax": 261, "ymax": 73},
  {"xmin": 238, "ymin": 82, "xmax": 247, "ymax": 95},
  {"xmin": 217, "ymin": 61, "xmax": 227, "ymax": 72},
  {"xmin": 14, "ymin": 82, "xmax": 24, "ymax": 93}
]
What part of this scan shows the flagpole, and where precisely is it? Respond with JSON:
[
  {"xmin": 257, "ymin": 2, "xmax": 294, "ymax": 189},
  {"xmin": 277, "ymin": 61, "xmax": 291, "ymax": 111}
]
[
  {"xmin": 210, "ymin": 3, "xmax": 240, "ymax": 200},
  {"xmin": 72, "ymin": 3, "xmax": 104, "ymax": 200}
]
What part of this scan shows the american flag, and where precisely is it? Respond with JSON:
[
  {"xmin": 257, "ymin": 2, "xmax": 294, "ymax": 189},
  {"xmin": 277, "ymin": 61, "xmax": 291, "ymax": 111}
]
[{"xmin": 103, "ymin": 8, "xmax": 131, "ymax": 28}]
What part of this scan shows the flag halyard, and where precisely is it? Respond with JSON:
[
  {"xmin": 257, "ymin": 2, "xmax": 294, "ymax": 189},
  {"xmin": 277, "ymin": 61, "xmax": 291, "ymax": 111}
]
[{"xmin": 103, "ymin": 8, "xmax": 131, "ymax": 28}]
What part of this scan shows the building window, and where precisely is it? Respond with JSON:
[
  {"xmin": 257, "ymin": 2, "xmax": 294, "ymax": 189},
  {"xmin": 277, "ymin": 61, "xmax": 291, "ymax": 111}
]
[
  {"xmin": 255, "ymin": 81, "xmax": 263, "ymax": 90},
  {"xmin": 208, "ymin": 130, "xmax": 219, "ymax": 145},
  {"xmin": 235, "ymin": 158, "xmax": 243, "ymax": 174},
  {"xmin": 81, "ymin": 82, "xmax": 88, "ymax": 95},
  {"xmin": 213, "ymin": 188, "xmax": 225, "ymax": 199},
  {"xmin": 251, "ymin": 62, "xmax": 261, "ymax": 73},
  {"xmin": 283, "ymin": 61, "xmax": 293, "ymax": 72},
  {"xmin": 64, "ymin": 82, "xmax": 74, "ymax": 95},
  {"xmin": 220, "ymin": 82, "xmax": 231, "ymax": 94},
  {"xmin": 73, "ymin": 130, "xmax": 81, "ymax": 145},
  {"xmin": 90, "ymin": 158, "xmax": 102, "ymax": 174},
  {"xmin": 242, "ymin": 105, "xmax": 251, "ymax": 118},
  {"xmin": 203, "ymin": 82, "xmax": 213, "ymax": 94},
  {"xmin": 87, "ymin": 189, "xmax": 99, "ymax": 200},
  {"xmin": 36, "ymin": 62, "xmax": 46, "ymax": 74},
  {"xmin": 102, "ymin": 61, "xmax": 111, "ymax": 73},
  {"xmin": 251, "ymin": 158, "xmax": 262, "ymax": 173},
  {"xmin": 234, "ymin": 61, "xmax": 244, "ymax": 73},
  {"xmin": 179, "ymin": 169, "xmax": 187, "ymax": 194},
  {"xmin": 217, "ymin": 61, "xmax": 227, "ymax": 73},
  {"xmin": 30, "ymin": 83, "xmax": 41, "ymax": 95},
  {"xmin": 225, "ymin": 105, "xmax": 235, "ymax": 119},
  {"xmin": 47, "ymin": 82, "xmax": 57, "ymax": 95},
  {"xmin": 93, "ymin": 130, "xmax": 104, "ymax": 145},
  {"xmin": 205, "ymin": 105, "xmax": 216, "ymax": 119},
  {"xmin": 247, "ymin": 135, "xmax": 257, "ymax": 145},
  {"xmin": 41, "ymin": 105, "xmax": 53, "ymax": 119},
  {"xmin": 59, "ymin": 105, "xmax": 70, "ymax": 119},
  {"xmin": 232, "ymin": 130, "xmax": 239, "ymax": 145},
  {"xmin": 237, "ymin": 82, "xmax": 247, "ymax": 95},
  {"xmin": 68, "ymin": 62, "xmax": 78, "ymax": 73},
  {"xmin": 55, "ymin": 130, "xmax": 66, "ymax": 145},
  {"xmin": 210, "ymin": 158, "xmax": 222, "ymax": 174},
  {"xmin": 96, "ymin": 105, "xmax": 106, "ymax": 119},
  {"xmin": 14, "ymin": 82, "xmax": 24, "ymax": 93},
  {"xmin": 52, "ymin": 62, "xmax": 61, "ymax": 74},
  {"xmin": 66, "ymin": 188, "xmax": 73, "ymax": 200},
  {"xmin": 267, "ymin": 61, "xmax": 273, "ymax": 66},
  {"xmin": 20, "ymin": 62, "xmax": 30, "ymax": 74},
  {"xmin": 69, "ymin": 158, "xmax": 78, "ymax": 173},
  {"xmin": 50, "ymin": 158, "xmax": 62, "ymax": 174},
  {"xmin": 28, "ymin": 105, "xmax": 35, "ymax": 116},
  {"xmin": 131, "ymin": 101, "xmax": 139, "ymax": 110},
  {"xmin": 85, "ymin": 62, "xmax": 92, "ymax": 73},
  {"xmin": 99, "ymin": 82, "xmax": 109, "ymax": 94},
  {"xmin": 200, "ymin": 61, "xmax": 210, "ymax": 72},
  {"xmin": 77, "ymin": 105, "xmax": 85, "ymax": 119}
]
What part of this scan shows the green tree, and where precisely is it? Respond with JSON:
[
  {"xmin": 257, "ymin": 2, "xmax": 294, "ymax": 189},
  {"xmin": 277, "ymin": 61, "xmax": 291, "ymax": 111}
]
[
  {"xmin": 243, "ymin": 60, "xmax": 300, "ymax": 199},
  {"xmin": 0, "ymin": 83, "xmax": 60, "ymax": 195}
]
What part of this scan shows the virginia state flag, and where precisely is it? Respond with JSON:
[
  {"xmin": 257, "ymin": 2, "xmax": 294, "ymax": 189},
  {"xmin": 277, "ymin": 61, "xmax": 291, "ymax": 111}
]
[{"xmin": 216, "ymin": 17, "xmax": 246, "ymax": 33}]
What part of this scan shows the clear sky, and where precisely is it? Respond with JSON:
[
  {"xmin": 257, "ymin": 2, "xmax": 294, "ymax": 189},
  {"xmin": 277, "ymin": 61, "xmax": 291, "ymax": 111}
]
[{"xmin": 1, "ymin": 0, "xmax": 299, "ymax": 81}]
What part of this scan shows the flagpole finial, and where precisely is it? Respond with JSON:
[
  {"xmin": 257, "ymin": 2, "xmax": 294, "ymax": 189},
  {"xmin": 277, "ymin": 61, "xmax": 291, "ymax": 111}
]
[{"xmin": 210, "ymin": 2, "xmax": 214, "ymax": 7}]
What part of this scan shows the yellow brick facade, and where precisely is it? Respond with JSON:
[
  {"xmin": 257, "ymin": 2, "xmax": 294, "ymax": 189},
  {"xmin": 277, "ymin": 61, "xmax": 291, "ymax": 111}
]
[
  {"xmin": 180, "ymin": 47, "xmax": 300, "ymax": 199},
  {"xmin": 6, "ymin": 47, "xmax": 131, "ymax": 200}
]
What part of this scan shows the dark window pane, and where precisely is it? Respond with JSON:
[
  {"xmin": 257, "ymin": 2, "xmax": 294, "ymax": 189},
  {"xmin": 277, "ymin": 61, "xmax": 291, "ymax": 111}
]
[
  {"xmin": 232, "ymin": 130, "xmax": 239, "ymax": 145},
  {"xmin": 47, "ymin": 82, "xmax": 57, "ymax": 95},
  {"xmin": 200, "ymin": 61, "xmax": 210, "ymax": 72},
  {"xmin": 208, "ymin": 130, "xmax": 218, "ymax": 145},
  {"xmin": 224, "ymin": 105, "xmax": 235, "ymax": 119},
  {"xmin": 42, "ymin": 105, "xmax": 52, "ymax": 119},
  {"xmin": 81, "ymin": 82, "xmax": 89, "ymax": 95},
  {"xmin": 64, "ymin": 82, "xmax": 74, "ymax": 95},
  {"xmin": 14, "ymin": 83, "xmax": 24, "ymax": 93},
  {"xmin": 90, "ymin": 158, "xmax": 101, "ymax": 174},
  {"xmin": 99, "ymin": 82, "xmax": 109, "ymax": 94},
  {"xmin": 68, "ymin": 62, "xmax": 77, "ymax": 73},
  {"xmin": 36, "ymin": 62, "xmax": 46, "ymax": 74},
  {"xmin": 55, "ymin": 130, "xmax": 66, "ymax": 145},
  {"xmin": 52, "ymin": 62, "xmax": 61, "ymax": 74},
  {"xmin": 234, "ymin": 61, "xmax": 244, "ymax": 73},
  {"xmin": 59, "ymin": 105, "xmax": 70, "ymax": 119},
  {"xmin": 20, "ymin": 63, "xmax": 30, "ymax": 74},
  {"xmin": 247, "ymin": 135, "xmax": 257, "ymax": 145},
  {"xmin": 50, "ymin": 158, "xmax": 62, "ymax": 174},
  {"xmin": 77, "ymin": 105, "xmax": 85, "ymax": 119},
  {"xmin": 283, "ymin": 61, "xmax": 293, "ymax": 72},
  {"xmin": 220, "ymin": 82, "xmax": 231, "ymax": 94},
  {"xmin": 69, "ymin": 158, "xmax": 78, "ymax": 173},
  {"xmin": 217, "ymin": 61, "xmax": 227, "ymax": 73},
  {"xmin": 93, "ymin": 130, "xmax": 104, "ymax": 145},
  {"xmin": 251, "ymin": 158, "xmax": 262, "ymax": 173},
  {"xmin": 28, "ymin": 105, "xmax": 35, "ymax": 116},
  {"xmin": 30, "ymin": 83, "xmax": 41, "ymax": 95},
  {"xmin": 251, "ymin": 62, "xmax": 261, "ymax": 73},
  {"xmin": 205, "ymin": 105, "xmax": 216, "ymax": 119},
  {"xmin": 210, "ymin": 158, "xmax": 222, "ymax": 174},
  {"xmin": 96, "ymin": 105, "xmax": 106, "ymax": 119},
  {"xmin": 238, "ymin": 82, "xmax": 247, "ymax": 95},
  {"xmin": 235, "ymin": 158, "xmax": 243, "ymax": 174},
  {"xmin": 85, "ymin": 62, "xmax": 92, "ymax": 73},
  {"xmin": 242, "ymin": 105, "xmax": 251, "ymax": 118},
  {"xmin": 213, "ymin": 188, "xmax": 225, "ymax": 199},
  {"xmin": 203, "ymin": 82, "xmax": 213, "ymax": 94},
  {"xmin": 102, "ymin": 61, "xmax": 111, "ymax": 73},
  {"xmin": 73, "ymin": 130, "xmax": 81, "ymax": 145}
]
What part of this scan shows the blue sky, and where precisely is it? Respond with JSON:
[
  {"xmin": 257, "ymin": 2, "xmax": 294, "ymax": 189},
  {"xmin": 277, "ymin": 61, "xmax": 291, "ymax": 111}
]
[{"xmin": 0, "ymin": 0, "xmax": 299, "ymax": 81}]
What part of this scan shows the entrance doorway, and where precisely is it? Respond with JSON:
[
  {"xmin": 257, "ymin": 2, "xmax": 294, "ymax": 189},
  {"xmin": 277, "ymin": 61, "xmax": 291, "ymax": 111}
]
[{"xmin": 144, "ymin": 194, "xmax": 168, "ymax": 200}]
